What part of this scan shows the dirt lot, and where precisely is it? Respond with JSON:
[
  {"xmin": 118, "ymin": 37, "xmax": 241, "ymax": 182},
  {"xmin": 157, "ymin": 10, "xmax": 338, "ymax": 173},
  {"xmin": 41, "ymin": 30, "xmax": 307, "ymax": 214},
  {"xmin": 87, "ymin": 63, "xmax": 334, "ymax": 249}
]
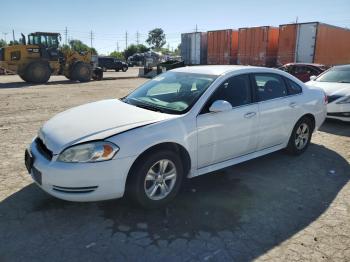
[{"xmin": 0, "ymin": 71, "xmax": 349, "ymax": 262}]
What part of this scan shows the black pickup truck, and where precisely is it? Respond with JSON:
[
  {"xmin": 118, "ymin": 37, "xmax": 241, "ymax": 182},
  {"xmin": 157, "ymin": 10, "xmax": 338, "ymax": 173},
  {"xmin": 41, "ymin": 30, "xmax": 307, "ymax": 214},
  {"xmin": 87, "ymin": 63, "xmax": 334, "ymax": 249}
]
[{"xmin": 98, "ymin": 57, "xmax": 128, "ymax": 72}]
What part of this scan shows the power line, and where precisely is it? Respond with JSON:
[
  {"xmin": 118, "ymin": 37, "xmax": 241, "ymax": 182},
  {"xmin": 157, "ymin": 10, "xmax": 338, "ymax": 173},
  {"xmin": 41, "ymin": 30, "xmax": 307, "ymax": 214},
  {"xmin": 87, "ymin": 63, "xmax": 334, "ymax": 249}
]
[
  {"xmin": 136, "ymin": 31, "xmax": 140, "ymax": 45},
  {"xmin": 64, "ymin": 26, "xmax": 68, "ymax": 45},
  {"xmin": 2, "ymin": 32, "xmax": 8, "ymax": 42},
  {"xmin": 90, "ymin": 30, "xmax": 94, "ymax": 48},
  {"xmin": 125, "ymin": 31, "xmax": 128, "ymax": 49}
]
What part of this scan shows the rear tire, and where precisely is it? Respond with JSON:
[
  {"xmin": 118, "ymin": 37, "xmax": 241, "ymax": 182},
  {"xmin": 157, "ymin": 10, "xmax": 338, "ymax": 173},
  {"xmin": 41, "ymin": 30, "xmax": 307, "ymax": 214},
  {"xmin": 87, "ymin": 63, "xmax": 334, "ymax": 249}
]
[
  {"xmin": 19, "ymin": 73, "xmax": 29, "ymax": 82},
  {"xmin": 122, "ymin": 66, "xmax": 128, "ymax": 72},
  {"xmin": 128, "ymin": 150, "xmax": 184, "ymax": 209},
  {"xmin": 286, "ymin": 117, "xmax": 313, "ymax": 155},
  {"xmin": 92, "ymin": 69, "xmax": 103, "ymax": 81},
  {"xmin": 70, "ymin": 62, "xmax": 91, "ymax": 82},
  {"xmin": 23, "ymin": 61, "xmax": 51, "ymax": 83}
]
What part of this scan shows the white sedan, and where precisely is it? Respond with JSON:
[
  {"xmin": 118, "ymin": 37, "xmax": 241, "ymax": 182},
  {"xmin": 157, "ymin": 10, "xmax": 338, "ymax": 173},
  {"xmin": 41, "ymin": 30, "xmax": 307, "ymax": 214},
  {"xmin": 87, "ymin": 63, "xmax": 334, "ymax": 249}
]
[
  {"xmin": 25, "ymin": 66, "xmax": 327, "ymax": 208},
  {"xmin": 306, "ymin": 64, "xmax": 350, "ymax": 122}
]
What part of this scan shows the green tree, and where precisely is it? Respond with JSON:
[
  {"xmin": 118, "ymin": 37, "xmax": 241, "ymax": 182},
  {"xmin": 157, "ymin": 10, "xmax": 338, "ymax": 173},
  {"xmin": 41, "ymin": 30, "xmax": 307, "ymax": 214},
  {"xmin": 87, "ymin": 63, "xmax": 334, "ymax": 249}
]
[
  {"xmin": 68, "ymin": 39, "xmax": 97, "ymax": 55},
  {"xmin": 109, "ymin": 51, "xmax": 124, "ymax": 60},
  {"xmin": 0, "ymin": 39, "xmax": 7, "ymax": 48},
  {"xmin": 124, "ymin": 44, "xmax": 138, "ymax": 59},
  {"xmin": 9, "ymin": 40, "xmax": 19, "ymax": 46},
  {"xmin": 146, "ymin": 28, "xmax": 166, "ymax": 50},
  {"xmin": 136, "ymin": 44, "xmax": 150, "ymax": 53},
  {"xmin": 174, "ymin": 43, "xmax": 181, "ymax": 56},
  {"xmin": 123, "ymin": 44, "xmax": 150, "ymax": 59}
]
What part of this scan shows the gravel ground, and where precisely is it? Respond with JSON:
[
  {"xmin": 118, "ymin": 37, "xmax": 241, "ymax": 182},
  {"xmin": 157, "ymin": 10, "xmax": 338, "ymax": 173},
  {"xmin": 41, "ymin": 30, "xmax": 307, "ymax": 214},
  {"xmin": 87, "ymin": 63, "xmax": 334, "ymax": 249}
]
[{"xmin": 0, "ymin": 72, "xmax": 349, "ymax": 262}]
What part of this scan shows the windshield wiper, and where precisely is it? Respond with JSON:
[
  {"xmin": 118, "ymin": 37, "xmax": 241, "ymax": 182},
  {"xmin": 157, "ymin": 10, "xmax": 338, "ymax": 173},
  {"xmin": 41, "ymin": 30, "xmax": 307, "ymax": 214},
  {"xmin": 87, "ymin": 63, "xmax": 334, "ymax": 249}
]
[
  {"xmin": 338, "ymin": 80, "xmax": 350, "ymax": 83},
  {"xmin": 132, "ymin": 102, "xmax": 165, "ymax": 113}
]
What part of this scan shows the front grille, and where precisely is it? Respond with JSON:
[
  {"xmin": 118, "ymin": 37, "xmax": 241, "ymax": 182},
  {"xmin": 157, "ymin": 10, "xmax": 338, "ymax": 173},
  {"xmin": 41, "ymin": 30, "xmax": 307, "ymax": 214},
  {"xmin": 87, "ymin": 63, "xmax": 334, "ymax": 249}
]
[
  {"xmin": 35, "ymin": 137, "xmax": 53, "ymax": 160},
  {"xmin": 52, "ymin": 185, "xmax": 98, "ymax": 194},
  {"xmin": 327, "ymin": 95, "xmax": 343, "ymax": 104},
  {"xmin": 327, "ymin": 112, "xmax": 350, "ymax": 118}
]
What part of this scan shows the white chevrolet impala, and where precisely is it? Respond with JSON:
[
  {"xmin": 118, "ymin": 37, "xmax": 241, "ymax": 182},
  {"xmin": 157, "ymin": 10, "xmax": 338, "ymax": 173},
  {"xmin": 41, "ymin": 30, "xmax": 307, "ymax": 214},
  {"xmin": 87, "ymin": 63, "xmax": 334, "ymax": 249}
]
[{"xmin": 25, "ymin": 66, "xmax": 327, "ymax": 208}]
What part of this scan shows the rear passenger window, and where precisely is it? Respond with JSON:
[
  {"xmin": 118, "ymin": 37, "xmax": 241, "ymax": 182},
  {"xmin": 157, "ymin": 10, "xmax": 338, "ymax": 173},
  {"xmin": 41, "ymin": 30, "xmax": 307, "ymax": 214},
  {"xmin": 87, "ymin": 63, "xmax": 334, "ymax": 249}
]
[
  {"xmin": 286, "ymin": 78, "xmax": 302, "ymax": 95},
  {"xmin": 253, "ymin": 74, "xmax": 288, "ymax": 101}
]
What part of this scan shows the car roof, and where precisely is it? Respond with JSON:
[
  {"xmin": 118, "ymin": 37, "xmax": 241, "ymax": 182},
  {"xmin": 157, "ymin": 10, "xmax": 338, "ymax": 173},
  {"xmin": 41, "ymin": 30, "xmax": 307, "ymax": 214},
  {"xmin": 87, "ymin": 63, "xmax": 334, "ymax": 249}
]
[
  {"xmin": 172, "ymin": 65, "xmax": 277, "ymax": 76},
  {"xmin": 285, "ymin": 63, "xmax": 325, "ymax": 67}
]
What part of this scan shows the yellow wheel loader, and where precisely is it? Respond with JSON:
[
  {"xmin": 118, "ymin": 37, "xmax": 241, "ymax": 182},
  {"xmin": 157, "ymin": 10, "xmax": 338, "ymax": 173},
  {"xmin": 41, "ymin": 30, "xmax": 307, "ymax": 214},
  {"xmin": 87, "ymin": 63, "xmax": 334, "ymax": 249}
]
[{"xmin": 0, "ymin": 32, "xmax": 103, "ymax": 83}]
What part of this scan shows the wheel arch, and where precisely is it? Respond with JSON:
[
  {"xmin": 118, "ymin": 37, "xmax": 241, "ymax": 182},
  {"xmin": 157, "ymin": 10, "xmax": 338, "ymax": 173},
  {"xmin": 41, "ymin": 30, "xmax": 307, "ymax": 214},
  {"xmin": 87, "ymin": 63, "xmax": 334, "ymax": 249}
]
[
  {"xmin": 125, "ymin": 142, "xmax": 192, "ymax": 188},
  {"xmin": 299, "ymin": 113, "xmax": 316, "ymax": 132}
]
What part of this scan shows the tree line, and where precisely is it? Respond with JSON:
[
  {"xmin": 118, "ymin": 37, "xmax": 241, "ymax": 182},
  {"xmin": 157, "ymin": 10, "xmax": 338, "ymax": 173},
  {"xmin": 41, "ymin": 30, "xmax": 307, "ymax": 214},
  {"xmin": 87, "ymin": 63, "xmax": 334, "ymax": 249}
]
[{"xmin": 0, "ymin": 28, "xmax": 180, "ymax": 60}]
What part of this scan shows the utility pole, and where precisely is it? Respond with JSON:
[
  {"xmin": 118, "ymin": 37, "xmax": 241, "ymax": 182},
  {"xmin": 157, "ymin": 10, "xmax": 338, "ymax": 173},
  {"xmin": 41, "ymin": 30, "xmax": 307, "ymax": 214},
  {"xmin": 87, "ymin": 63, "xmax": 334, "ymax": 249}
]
[
  {"xmin": 90, "ymin": 30, "xmax": 94, "ymax": 48},
  {"xmin": 12, "ymin": 30, "xmax": 15, "ymax": 42},
  {"xmin": 194, "ymin": 24, "xmax": 198, "ymax": 64},
  {"xmin": 125, "ymin": 31, "xmax": 128, "ymax": 50},
  {"xmin": 64, "ymin": 27, "xmax": 68, "ymax": 45},
  {"xmin": 295, "ymin": 16, "xmax": 299, "ymax": 24},
  {"xmin": 2, "ymin": 32, "xmax": 8, "ymax": 43},
  {"xmin": 136, "ymin": 31, "xmax": 140, "ymax": 45},
  {"xmin": 116, "ymin": 42, "xmax": 119, "ymax": 52}
]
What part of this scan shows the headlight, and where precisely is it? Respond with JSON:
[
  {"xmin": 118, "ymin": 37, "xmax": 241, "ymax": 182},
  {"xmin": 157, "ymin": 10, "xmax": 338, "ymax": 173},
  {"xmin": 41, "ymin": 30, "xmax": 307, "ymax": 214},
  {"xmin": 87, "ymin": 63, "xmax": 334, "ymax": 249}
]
[
  {"xmin": 336, "ymin": 96, "xmax": 350, "ymax": 104},
  {"xmin": 57, "ymin": 141, "xmax": 119, "ymax": 163}
]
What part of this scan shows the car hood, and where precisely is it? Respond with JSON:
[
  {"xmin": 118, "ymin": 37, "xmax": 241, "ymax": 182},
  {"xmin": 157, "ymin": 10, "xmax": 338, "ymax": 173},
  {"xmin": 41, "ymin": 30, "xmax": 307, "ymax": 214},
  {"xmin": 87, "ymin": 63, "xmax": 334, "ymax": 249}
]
[
  {"xmin": 39, "ymin": 99, "xmax": 175, "ymax": 154},
  {"xmin": 306, "ymin": 81, "xmax": 350, "ymax": 96}
]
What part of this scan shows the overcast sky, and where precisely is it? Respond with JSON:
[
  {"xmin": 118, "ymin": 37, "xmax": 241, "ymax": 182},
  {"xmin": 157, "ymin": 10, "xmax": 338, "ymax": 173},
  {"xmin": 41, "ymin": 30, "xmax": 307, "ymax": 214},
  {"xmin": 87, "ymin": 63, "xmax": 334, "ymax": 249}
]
[{"xmin": 1, "ymin": 0, "xmax": 349, "ymax": 55}]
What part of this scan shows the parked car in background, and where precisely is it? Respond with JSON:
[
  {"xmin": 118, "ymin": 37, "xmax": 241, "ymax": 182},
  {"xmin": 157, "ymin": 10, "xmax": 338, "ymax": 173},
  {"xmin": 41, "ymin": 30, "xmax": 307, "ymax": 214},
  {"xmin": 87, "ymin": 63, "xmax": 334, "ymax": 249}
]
[
  {"xmin": 98, "ymin": 57, "xmax": 128, "ymax": 72},
  {"xmin": 25, "ymin": 66, "xmax": 326, "ymax": 208},
  {"xmin": 279, "ymin": 63, "xmax": 328, "ymax": 82},
  {"xmin": 306, "ymin": 64, "xmax": 350, "ymax": 122}
]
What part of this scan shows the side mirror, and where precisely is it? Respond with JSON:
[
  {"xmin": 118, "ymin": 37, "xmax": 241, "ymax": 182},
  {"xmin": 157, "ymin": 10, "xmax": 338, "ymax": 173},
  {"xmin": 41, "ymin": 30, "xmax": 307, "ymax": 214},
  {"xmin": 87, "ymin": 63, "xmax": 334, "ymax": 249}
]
[
  {"xmin": 310, "ymin": 75, "xmax": 317, "ymax": 81},
  {"xmin": 209, "ymin": 100, "xmax": 232, "ymax": 113}
]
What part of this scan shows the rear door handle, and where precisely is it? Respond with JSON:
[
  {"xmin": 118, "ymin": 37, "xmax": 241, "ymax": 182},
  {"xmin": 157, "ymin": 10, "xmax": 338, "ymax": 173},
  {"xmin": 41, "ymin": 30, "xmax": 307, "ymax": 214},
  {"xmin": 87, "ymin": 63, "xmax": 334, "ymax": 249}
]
[
  {"xmin": 289, "ymin": 102, "xmax": 297, "ymax": 108},
  {"xmin": 244, "ymin": 112, "xmax": 256, "ymax": 118}
]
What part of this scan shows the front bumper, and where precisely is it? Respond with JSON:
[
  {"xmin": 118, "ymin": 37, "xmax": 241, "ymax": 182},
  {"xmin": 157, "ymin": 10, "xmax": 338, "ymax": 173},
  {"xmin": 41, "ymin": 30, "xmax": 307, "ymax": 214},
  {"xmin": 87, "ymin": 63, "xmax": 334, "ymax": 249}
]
[
  {"xmin": 327, "ymin": 103, "xmax": 350, "ymax": 122},
  {"xmin": 26, "ymin": 139, "xmax": 136, "ymax": 202}
]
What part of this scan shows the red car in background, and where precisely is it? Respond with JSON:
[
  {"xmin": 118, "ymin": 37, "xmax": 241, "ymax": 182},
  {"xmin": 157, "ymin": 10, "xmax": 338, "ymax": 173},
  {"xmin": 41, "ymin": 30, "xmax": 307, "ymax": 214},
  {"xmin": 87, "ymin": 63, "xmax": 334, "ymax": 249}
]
[{"xmin": 279, "ymin": 63, "xmax": 328, "ymax": 82}]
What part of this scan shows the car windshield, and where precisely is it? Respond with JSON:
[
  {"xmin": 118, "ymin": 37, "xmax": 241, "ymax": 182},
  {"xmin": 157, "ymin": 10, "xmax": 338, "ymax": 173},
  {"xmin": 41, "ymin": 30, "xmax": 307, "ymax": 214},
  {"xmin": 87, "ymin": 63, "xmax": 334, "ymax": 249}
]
[
  {"xmin": 123, "ymin": 71, "xmax": 217, "ymax": 114},
  {"xmin": 316, "ymin": 68, "xmax": 350, "ymax": 83}
]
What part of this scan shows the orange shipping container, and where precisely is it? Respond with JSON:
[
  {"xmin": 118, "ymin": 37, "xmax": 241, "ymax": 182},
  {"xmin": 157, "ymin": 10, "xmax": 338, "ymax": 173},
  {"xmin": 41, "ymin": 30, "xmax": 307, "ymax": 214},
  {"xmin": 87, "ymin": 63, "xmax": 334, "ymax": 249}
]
[
  {"xmin": 314, "ymin": 23, "xmax": 350, "ymax": 65},
  {"xmin": 207, "ymin": 30, "xmax": 238, "ymax": 65},
  {"xmin": 238, "ymin": 26, "xmax": 279, "ymax": 67},
  {"xmin": 277, "ymin": 22, "xmax": 350, "ymax": 66}
]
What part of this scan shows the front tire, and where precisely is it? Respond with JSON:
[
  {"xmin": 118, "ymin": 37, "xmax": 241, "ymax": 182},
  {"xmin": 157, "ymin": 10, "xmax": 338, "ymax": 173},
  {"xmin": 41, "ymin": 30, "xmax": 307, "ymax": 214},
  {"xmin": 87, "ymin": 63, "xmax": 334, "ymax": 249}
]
[
  {"xmin": 23, "ymin": 61, "xmax": 51, "ymax": 83},
  {"xmin": 286, "ymin": 117, "xmax": 313, "ymax": 155},
  {"xmin": 128, "ymin": 150, "xmax": 184, "ymax": 208},
  {"xmin": 70, "ymin": 62, "xmax": 91, "ymax": 82},
  {"xmin": 122, "ymin": 66, "xmax": 128, "ymax": 72}
]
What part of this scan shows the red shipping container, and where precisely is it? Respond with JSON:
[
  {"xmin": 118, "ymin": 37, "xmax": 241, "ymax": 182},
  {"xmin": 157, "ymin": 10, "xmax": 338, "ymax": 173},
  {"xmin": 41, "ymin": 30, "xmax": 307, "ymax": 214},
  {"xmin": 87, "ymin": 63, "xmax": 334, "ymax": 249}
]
[
  {"xmin": 238, "ymin": 26, "xmax": 279, "ymax": 67},
  {"xmin": 207, "ymin": 30, "xmax": 238, "ymax": 65}
]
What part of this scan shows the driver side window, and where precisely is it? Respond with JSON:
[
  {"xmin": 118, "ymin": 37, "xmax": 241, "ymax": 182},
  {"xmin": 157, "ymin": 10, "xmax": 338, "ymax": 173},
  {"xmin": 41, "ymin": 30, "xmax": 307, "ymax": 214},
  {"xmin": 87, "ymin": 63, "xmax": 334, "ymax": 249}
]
[{"xmin": 201, "ymin": 74, "xmax": 252, "ymax": 114}]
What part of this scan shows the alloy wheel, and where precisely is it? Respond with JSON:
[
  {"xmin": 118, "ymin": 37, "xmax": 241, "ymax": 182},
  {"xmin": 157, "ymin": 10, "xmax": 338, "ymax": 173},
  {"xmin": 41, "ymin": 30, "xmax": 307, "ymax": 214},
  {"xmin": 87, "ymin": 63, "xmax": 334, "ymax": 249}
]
[
  {"xmin": 295, "ymin": 123, "xmax": 310, "ymax": 150},
  {"xmin": 144, "ymin": 159, "xmax": 177, "ymax": 200}
]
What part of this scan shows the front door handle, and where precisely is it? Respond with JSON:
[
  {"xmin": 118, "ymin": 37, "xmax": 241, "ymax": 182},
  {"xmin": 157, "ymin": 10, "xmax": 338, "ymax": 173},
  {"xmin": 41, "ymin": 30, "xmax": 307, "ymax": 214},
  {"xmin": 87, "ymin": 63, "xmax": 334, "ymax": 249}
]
[
  {"xmin": 244, "ymin": 112, "xmax": 256, "ymax": 118},
  {"xmin": 289, "ymin": 102, "xmax": 297, "ymax": 108}
]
